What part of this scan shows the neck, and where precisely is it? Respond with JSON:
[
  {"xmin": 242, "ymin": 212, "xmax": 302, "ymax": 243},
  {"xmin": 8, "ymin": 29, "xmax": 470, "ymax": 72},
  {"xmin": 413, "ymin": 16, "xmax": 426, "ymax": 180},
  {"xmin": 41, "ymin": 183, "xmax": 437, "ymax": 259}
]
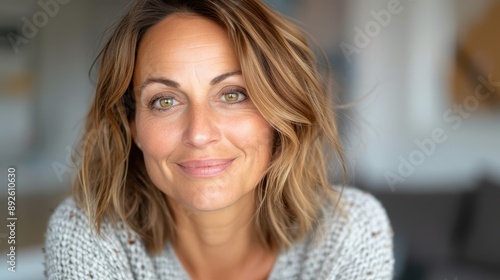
[{"xmin": 170, "ymin": 192, "xmax": 274, "ymax": 279}]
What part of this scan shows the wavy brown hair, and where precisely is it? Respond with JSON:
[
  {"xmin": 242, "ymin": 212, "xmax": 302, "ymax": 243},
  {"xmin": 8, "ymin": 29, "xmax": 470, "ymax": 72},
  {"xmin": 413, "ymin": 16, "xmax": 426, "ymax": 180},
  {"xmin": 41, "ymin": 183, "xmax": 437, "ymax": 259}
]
[{"xmin": 73, "ymin": 0, "xmax": 345, "ymax": 255}]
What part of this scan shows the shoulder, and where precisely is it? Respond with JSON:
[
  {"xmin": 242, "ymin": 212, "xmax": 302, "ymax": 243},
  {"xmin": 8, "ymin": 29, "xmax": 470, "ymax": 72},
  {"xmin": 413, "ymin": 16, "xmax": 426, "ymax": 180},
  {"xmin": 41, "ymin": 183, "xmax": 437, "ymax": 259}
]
[
  {"xmin": 45, "ymin": 197, "xmax": 96, "ymax": 252},
  {"xmin": 46, "ymin": 196, "xmax": 89, "ymax": 234},
  {"xmin": 45, "ymin": 197, "xmax": 120, "ymax": 248},
  {"xmin": 313, "ymin": 186, "xmax": 392, "ymax": 239},
  {"xmin": 44, "ymin": 197, "xmax": 136, "ymax": 279},
  {"xmin": 322, "ymin": 186, "xmax": 394, "ymax": 279},
  {"xmin": 334, "ymin": 186, "xmax": 391, "ymax": 231},
  {"xmin": 279, "ymin": 186, "xmax": 394, "ymax": 280}
]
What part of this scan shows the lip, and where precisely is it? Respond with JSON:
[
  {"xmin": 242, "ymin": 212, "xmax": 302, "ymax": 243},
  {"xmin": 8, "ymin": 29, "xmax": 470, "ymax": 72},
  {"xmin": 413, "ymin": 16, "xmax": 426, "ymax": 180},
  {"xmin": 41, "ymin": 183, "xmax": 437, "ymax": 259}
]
[{"xmin": 176, "ymin": 159, "xmax": 235, "ymax": 178}]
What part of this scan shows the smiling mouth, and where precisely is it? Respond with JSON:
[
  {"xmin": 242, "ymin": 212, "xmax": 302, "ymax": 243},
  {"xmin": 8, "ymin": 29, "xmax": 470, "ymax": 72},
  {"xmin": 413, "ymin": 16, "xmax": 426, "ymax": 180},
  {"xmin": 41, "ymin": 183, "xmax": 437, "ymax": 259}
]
[{"xmin": 177, "ymin": 159, "xmax": 235, "ymax": 178}]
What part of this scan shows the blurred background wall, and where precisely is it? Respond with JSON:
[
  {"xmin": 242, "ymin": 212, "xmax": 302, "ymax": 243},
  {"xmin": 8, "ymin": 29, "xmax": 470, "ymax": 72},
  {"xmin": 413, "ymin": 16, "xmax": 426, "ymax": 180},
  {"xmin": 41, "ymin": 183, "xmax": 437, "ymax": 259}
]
[{"xmin": 0, "ymin": 0, "xmax": 499, "ymax": 279}]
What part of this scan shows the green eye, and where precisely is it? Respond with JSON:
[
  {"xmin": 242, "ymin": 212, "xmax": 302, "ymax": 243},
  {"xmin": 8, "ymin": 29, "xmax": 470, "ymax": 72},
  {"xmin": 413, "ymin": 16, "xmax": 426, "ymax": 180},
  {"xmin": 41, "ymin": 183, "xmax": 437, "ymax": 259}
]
[
  {"xmin": 221, "ymin": 90, "xmax": 246, "ymax": 103},
  {"xmin": 159, "ymin": 98, "xmax": 175, "ymax": 107},
  {"xmin": 224, "ymin": 92, "xmax": 239, "ymax": 102},
  {"xmin": 149, "ymin": 96, "xmax": 179, "ymax": 111}
]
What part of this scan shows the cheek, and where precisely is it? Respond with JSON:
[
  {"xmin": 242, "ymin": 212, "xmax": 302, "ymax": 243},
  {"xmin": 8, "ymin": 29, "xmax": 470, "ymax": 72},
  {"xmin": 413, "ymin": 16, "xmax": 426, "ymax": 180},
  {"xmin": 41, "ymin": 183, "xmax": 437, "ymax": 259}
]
[
  {"xmin": 224, "ymin": 113, "xmax": 274, "ymax": 161},
  {"xmin": 134, "ymin": 114, "xmax": 180, "ymax": 196},
  {"xmin": 135, "ymin": 114, "xmax": 181, "ymax": 157}
]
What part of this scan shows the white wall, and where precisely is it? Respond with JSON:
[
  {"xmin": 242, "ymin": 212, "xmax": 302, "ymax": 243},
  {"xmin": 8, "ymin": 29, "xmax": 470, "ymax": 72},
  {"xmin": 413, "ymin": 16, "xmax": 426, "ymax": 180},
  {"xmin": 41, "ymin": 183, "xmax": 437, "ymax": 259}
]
[{"xmin": 343, "ymin": 0, "xmax": 500, "ymax": 192}]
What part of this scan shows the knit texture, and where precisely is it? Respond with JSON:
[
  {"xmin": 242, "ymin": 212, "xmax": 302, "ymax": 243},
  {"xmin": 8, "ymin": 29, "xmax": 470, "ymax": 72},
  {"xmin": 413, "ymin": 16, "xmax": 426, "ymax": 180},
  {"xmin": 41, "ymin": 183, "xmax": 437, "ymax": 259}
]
[{"xmin": 44, "ymin": 187, "xmax": 394, "ymax": 279}]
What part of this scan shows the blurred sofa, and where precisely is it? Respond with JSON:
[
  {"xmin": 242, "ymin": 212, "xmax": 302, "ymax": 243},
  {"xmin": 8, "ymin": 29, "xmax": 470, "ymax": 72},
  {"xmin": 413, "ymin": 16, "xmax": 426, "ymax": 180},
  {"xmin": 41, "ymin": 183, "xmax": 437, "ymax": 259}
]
[{"xmin": 368, "ymin": 180, "xmax": 500, "ymax": 280}]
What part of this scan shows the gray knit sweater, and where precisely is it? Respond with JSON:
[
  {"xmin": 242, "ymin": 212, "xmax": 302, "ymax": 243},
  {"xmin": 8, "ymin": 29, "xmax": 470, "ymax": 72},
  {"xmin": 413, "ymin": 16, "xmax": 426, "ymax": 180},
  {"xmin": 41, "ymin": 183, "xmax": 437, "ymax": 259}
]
[{"xmin": 44, "ymin": 187, "xmax": 394, "ymax": 279}]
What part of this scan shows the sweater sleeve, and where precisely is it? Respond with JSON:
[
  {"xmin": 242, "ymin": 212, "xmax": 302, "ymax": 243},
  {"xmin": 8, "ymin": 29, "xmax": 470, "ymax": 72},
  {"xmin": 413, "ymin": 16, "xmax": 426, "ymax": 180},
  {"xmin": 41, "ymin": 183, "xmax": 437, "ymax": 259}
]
[
  {"xmin": 330, "ymin": 189, "xmax": 394, "ymax": 280},
  {"xmin": 44, "ymin": 197, "xmax": 135, "ymax": 280}
]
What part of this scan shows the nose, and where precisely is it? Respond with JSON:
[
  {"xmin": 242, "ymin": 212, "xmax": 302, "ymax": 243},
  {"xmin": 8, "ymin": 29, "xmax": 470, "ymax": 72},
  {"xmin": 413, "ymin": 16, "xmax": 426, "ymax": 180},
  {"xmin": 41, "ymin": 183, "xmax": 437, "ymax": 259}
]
[{"xmin": 183, "ymin": 104, "xmax": 221, "ymax": 148}]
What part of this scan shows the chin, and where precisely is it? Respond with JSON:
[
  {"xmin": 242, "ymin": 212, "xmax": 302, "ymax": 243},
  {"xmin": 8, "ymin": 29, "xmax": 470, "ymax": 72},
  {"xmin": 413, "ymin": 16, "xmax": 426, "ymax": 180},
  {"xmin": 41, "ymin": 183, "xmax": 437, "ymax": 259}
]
[
  {"xmin": 188, "ymin": 192, "xmax": 241, "ymax": 212},
  {"xmin": 173, "ymin": 185, "xmax": 254, "ymax": 212}
]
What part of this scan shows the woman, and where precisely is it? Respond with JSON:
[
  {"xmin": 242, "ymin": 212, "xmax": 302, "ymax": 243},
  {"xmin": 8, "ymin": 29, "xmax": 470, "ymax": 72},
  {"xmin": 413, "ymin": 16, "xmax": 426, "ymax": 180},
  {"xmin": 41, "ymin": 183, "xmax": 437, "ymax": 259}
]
[{"xmin": 44, "ymin": 0, "xmax": 394, "ymax": 279}]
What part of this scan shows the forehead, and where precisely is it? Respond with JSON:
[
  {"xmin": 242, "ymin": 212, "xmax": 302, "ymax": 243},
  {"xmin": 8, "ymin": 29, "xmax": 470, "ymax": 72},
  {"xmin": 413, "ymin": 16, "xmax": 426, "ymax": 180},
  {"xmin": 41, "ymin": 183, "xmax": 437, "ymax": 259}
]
[{"xmin": 134, "ymin": 14, "xmax": 239, "ymax": 80}]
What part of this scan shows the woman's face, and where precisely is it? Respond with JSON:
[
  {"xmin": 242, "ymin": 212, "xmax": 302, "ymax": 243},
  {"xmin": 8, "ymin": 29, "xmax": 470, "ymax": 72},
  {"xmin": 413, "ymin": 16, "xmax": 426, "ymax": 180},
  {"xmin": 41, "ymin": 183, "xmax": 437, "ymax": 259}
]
[{"xmin": 131, "ymin": 14, "xmax": 274, "ymax": 211}]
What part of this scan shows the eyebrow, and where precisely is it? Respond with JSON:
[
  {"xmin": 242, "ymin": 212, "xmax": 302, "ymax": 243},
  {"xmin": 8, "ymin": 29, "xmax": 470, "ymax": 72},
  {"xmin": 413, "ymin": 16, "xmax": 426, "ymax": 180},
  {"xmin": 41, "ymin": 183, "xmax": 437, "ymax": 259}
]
[{"xmin": 138, "ymin": 70, "xmax": 242, "ymax": 94}]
